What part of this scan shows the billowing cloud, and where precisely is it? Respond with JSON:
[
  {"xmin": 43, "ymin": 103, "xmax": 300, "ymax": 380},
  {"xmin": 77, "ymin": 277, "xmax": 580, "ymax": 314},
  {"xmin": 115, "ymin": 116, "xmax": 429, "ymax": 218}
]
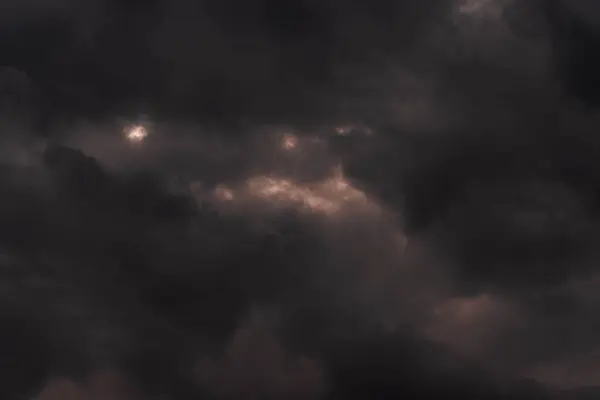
[{"xmin": 2, "ymin": 0, "xmax": 600, "ymax": 399}]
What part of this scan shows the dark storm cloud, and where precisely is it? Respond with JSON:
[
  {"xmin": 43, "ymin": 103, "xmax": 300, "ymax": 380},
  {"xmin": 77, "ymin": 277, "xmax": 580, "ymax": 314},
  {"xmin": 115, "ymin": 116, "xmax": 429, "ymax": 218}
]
[
  {"xmin": 0, "ymin": 0, "xmax": 453, "ymax": 127},
  {"xmin": 0, "ymin": 139, "xmax": 554, "ymax": 399},
  {"xmin": 1, "ymin": 0, "xmax": 600, "ymax": 399},
  {"xmin": 0, "ymin": 151, "xmax": 403, "ymax": 397},
  {"xmin": 546, "ymin": 0, "xmax": 600, "ymax": 106},
  {"xmin": 326, "ymin": 0, "xmax": 600, "ymax": 290}
]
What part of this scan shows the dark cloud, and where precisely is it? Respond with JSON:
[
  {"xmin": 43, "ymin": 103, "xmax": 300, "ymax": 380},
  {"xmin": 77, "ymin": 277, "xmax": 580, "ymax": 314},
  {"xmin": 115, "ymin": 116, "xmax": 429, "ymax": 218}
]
[
  {"xmin": 546, "ymin": 0, "xmax": 600, "ymax": 106},
  {"xmin": 1, "ymin": 0, "xmax": 453, "ymax": 127},
  {"xmin": 0, "ymin": 140, "xmax": 552, "ymax": 399},
  {"xmin": 1, "ymin": 0, "xmax": 600, "ymax": 399}
]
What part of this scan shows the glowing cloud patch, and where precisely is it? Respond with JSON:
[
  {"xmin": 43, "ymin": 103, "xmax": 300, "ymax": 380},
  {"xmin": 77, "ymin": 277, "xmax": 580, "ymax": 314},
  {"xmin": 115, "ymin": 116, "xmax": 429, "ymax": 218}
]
[
  {"xmin": 335, "ymin": 126, "xmax": 351, "ymax": 136},
  {"xmin": 281, "ymin": 133, "xmax": 298, "ymax": 150},
  {"xmin": 334, "ymin": 124, "xmax": 373, "ymax": 137},
  {"xmin": 125, "ymin": 124, "xmax": 148, "ymax": 143},
  {"xmin": 244, "ymin": 166, "xmax": 370, "ymax": 215},
  {"xmin": 204, "ymin": 166, "xmax": 372, "ymax": 215}
]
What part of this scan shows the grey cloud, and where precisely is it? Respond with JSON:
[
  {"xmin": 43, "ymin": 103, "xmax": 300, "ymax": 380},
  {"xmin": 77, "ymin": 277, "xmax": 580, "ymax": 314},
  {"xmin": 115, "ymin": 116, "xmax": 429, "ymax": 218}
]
[{"xmin": 3, "ymin": 0, "xmax": 600, "ymax": 398}]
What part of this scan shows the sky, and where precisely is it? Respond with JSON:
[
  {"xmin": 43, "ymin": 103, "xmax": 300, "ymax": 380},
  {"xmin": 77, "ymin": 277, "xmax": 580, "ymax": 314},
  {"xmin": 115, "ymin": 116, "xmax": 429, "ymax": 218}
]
[{"xmin": 2, "ymin": 0, "xmax": 600, "ymax": 398}]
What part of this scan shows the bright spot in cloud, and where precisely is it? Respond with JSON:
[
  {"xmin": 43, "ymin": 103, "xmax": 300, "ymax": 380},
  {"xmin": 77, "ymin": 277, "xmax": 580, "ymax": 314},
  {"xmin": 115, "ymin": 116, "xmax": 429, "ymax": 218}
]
[
  {"xmin": 281, "ymin": 133, "xmax": 298, "ymax": 150},
  {"xmin": 244, "ymin": 165, "xmax": 371, "ymax": 215},
  {"xmin": 335, "ymin": 127, "xmax": 351, "ymax": 136},
  {"xmin": 334, "ymin": 124, "xmax": 373, "ymax": 137},
  {"xmin": 204, "ymin": 166, "xmax": 374, "ymax": 215},
  {"xmin": 125, "ymin": 124, "xmax": 148, "ymax": 143}
]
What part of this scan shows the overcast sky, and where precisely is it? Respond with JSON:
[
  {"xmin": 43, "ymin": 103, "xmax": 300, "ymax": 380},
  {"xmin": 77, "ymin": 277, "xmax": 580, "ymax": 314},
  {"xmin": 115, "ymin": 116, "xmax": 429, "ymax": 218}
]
[{"xmin": 2, "ymin": 0, "xmax": 600, "ymax": 399}]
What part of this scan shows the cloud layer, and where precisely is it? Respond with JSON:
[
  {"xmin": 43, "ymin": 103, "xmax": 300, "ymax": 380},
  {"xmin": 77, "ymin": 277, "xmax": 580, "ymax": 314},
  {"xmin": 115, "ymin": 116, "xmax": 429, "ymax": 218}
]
[{"xmin": 2, "ymin": 0, "xmax": 600, "ymax": 399}]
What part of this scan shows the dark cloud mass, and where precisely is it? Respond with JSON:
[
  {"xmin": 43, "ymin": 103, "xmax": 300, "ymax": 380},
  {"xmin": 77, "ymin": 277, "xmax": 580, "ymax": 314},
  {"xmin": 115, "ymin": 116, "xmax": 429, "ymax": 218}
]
[{"xmin": 2, "ymin": 0, "xmax": 600, "ymax": 399}]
